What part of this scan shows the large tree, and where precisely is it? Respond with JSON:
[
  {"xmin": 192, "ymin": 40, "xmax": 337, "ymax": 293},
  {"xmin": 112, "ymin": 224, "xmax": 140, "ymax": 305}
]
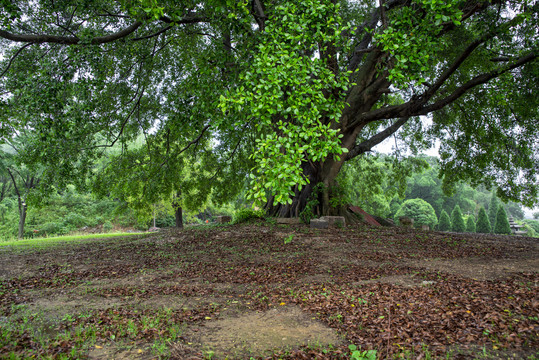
[{"xmin": 1, "ymin": 0, "xmax": 537, "ymax": 217}]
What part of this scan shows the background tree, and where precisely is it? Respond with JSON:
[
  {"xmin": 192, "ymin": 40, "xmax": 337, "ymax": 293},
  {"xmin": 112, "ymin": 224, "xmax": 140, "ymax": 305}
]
[
  {"xmin": 494, "ymin": 205, "xmax": 512, "ymax": 235},
  {"xmin": 488, "ymin": 193, "xmax": 500, "ymax": 233},
  {"xmin": 466, "ymin": 215, "xmax": 476, "ymax": 233},
  {"xmin": 476, "ymin": 206, "xmax": 491, "ymax": 234},
  {"xmin": 394, "ymin": 198, "xmax": 437, "ymax": 229},
  {"xmin": 0, "ymin": 0, "xmax": 537, "ymax": 218},
  {"xmin": 533, "ymin": 212, "xmax": 539, "ymax": 220},
  {"xmin": 437, "ymin": 210, "xmax": 451, "ymax": 231},
  {"xmin": 451, "ymin": 205, "xmax": 466, "ymax": 233}
]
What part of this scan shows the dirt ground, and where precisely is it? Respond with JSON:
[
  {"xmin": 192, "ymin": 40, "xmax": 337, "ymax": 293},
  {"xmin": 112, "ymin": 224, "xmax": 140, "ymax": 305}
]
[{"xmin": 1, "ymin": 222, "xmax": 538, "ymax": 359}]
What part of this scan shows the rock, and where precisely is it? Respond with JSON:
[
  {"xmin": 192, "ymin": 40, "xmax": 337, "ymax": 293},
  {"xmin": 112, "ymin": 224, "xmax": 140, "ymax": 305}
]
[
  {"xmin": 399, "ymin": 217, "xmax": 414, "ymax": 228},
  {"xmin": 310, "ymin": 219, "xmax": 329, "ymax": 229},
  {"xmin": 276, "ymin": 218, "xmax": 301, "ymax": 225},
  {"xmin": 319, "ymin": 216, "xmax": 346, "ymax": 227},
  {"xmin": 216, "ymin": 216, "xmax": 232, "ymax": 224},
  {"xmin": 421, "ymin": 225, "xmax": 430, "ymax": 231}
]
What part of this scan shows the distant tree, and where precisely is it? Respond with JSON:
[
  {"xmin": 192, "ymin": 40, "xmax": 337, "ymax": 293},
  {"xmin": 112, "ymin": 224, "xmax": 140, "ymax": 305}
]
[
  {"xmin": 488, "ymin": 193, "xmax": 499, "ymax": 232},
  {"xmin": 395, "ymin": 199, "xmax": 438, "ymax": 229},
  {"xmin": 466, "ymin": 215, "xmax": 476, "ymax": 233},
  {"xmin": 437, "ymin": 210, "xmax": 451, "ymax": 231},
  {"xmin": 533, "ymin": 212, "xmax": 539, "ymax": 220},
  {"xmin": 451, "ymin": 205, "xmax": 466, "ymax": 232},
  {"xmin": 476, "ymin": 206, "xmax": 491, "ymax": 234},
  {"xmin": 494, "ymin": 206, "xmax": 512, "ymax": 235}
]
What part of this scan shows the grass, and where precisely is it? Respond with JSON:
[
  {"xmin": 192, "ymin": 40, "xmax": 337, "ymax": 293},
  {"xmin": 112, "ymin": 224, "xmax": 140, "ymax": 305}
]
[{"xmin": 0, "ymin": 232, "xmax": 148, "ymax": 247}]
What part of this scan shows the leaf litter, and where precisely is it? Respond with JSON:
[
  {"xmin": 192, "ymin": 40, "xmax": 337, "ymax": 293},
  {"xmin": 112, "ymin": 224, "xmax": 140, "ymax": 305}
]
[{"xmin": 0, "ymin": 222, "xmax": 537, "ymax": 359}]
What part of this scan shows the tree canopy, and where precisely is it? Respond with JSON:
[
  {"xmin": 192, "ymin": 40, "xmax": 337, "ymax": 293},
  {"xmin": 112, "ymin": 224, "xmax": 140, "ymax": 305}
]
[{"xmin": 1, "ymin": 0, "xmax": 537, "ymax": 216}]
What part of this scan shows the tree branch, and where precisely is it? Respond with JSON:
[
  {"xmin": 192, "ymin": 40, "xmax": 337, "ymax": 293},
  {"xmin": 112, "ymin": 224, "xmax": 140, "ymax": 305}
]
[
  {"xmin": 347, "ymin": 117, "xmax": 409, "ymax": 160},
  {"xmin": 0, "ymin": 42, "xmax": 34, "ymax": 77}
]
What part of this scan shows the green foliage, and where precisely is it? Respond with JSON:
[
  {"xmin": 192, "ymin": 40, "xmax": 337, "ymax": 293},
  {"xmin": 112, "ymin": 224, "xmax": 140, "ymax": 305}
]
[
  {"xmin": 232, "ymin": 208, "xmax": 265, "ymax": 224},
  {"xmin": 524, "ymin": 219, "xmax": 539, "ymax": 234},
  {"xmin": 373, "ymin": 0, "xmax": 463, "ymax": 87},
  {"xmin": 476, "ymin": 206, "xmax": 491, "ymax": 234},
  {"xmin": 340, "ymin": 154, "xmax": 428, "ymax": 217},
  {"xmin": 533, "ymin": 212, "xmax": 539, "ymax": 220},
  {"xmin": 437, "ymin": 210, "xmax": 451, "ymax": 231},
  {"xmin": 450, "ymin": 205, "xmax": 466, "ymax": 233},
  {"xmin": 488, "ymin": 193, "xmax": 499, "ymax": 232},
  {"xmin": 465, "ymin": 215, "xmax": 476, "ymax": 233},
  {"xmin": 348, "ymin": 344, "xmax": 377, "ymax": 360},
  {"xmin": 494, "ymin": 206, "xmax": 511, "ymax": 235},
  {"xmin": 220, "ymin": 0, "xmax": 353, "ymax": 205},
  {"xmin": 103, "ymin": 221, "xmax": 113, "ymax": 233},
  {"xmin": 395, "ymin": 198, "xmax": 437, "ymax": 229}
]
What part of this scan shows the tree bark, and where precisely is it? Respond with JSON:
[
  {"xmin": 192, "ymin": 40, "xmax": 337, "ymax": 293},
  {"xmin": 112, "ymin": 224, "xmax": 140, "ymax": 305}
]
[
  {"xmin": 173, "ymin": 191, "xmax": 183, "ymax": 229},
  {"xmin": 18, "ymin": 202, "xmax": 27, "ymax": 239}
]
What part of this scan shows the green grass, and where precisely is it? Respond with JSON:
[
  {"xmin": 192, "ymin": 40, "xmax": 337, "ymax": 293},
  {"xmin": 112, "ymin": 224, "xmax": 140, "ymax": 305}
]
[{"xmin": 0, "ymin": 232, "xmax": 148, "ymax": 247}]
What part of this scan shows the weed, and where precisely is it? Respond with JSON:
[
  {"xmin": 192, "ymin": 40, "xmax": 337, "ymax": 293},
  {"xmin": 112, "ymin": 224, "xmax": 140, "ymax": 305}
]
[{"xmin": 349, "ymin": 344, "xmax": 377, "ymax": 360}]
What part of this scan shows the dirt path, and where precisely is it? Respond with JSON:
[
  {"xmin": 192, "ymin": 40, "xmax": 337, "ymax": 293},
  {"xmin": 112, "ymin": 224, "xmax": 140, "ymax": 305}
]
[{"xmin": 1, "ymin": 223, "xmax": 538, "ymax": 359}]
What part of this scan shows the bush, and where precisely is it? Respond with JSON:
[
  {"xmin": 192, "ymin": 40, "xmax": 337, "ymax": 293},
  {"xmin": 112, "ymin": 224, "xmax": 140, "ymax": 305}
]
[
  {"xmin": 450, "ymin": 205, "xmax": 466, "ymax": 232},
  {"xmin": 232, "ymin": 208, "xmax": 265, "ymax": 224},
  {"xmin": 466, "ymin": 215, "xmax": 476, "ymax": 233},
  {"xmin": 476, "ymin": 206, "xmax": 491, "ymax": 234},
  {"xmin": 63, "ymin": 213, "xmax": 88, "ymax": 228},
  {"xmin": 488, "ymin": 193, "xmax": 499, "ymax": 230},
  {"xmin": 394, "ymin": 199, "xmax": 438, "ymax": 229},
  {"xmin": 103, "ymin": 221, "xmax": 113, "ymax": 232},
  {"xmin": 494, "ymin": 206, "xmax": 511, "ymax": 235},
  {"xmin": 437, "ymin": 210, "xmax": 451, "ymax": 231}
]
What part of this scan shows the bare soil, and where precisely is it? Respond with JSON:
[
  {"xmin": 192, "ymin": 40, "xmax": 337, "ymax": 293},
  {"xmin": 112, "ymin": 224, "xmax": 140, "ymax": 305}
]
[{"xmin": 1, "ymin": 222, "xmax": 538, "ymax": 359}]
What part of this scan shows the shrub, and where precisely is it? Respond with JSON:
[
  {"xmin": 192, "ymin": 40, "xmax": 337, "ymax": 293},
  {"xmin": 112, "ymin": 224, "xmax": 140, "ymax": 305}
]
[
  {"xmin": 488, "ymin": 193, "xmax": 499, "ymax": 230},
  {"xmin": 63, "ymin": 213, "xmax": 88, "ymax": 228},
  {"xmin": 494, "ymin": 206, "xmax": 511, "ymax": 235},
  {"xmin": 394, "ymin": 199, "xmax": 438, "ymax": 229},
  {"xmin": 476, "ymin": 206, "xmax": 491, "ymax": 234},
  {"xmin": 232, "ymin": 208, "xmax": 265, "ymax": 224},
  {"xmin": 437, "ymin": 210, "xmax": 451, "ymax": 231},
  {"xmin": 450, "ymin": 205, "xmax": 466, "ymax": 232},
  {"xmin": 465, "ymin": 215, "xmax": 476, "ymax": 233},
  {"xmin": 103, "ymin": 221, "xmax": 114, "ymax": 232}
]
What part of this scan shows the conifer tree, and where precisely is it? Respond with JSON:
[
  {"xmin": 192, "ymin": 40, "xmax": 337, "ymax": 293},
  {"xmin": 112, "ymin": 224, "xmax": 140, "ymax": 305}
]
[
  {"xmin": 451, "ymin": 205, "xmax": 466, "ymax": 232},
  {"xmin": 494, "ymin": 205, "xmax": 512, "ymax": 235},
  {"xmin": 476, "ymin": 206, "xmax": 491, "ymax": 234},
  {"xmin": 438, "ymin": 210, "xmax": 451, "ymax": 231},
  {"xmin": 488, "ymin": 193, "xmax": 499, "ymax": 232},
  {"xmin": 466, "ymin": 215, "xmax": 476, "ymax": 233}
]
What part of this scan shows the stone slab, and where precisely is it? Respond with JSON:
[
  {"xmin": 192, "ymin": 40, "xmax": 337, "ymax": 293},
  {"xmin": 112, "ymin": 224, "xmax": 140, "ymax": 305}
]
[
  {"xmin": 310, "ymin": 219, "xmax": 329, "ymax": 229},
  {"xmin": 319, "ymin": 216, "xmax": 346, "ymax": 227},
  {"xmin": 349, "ymin": 206, "xmax": 382, "ymax": 226},
  {"xmin": 216, "ymin": 216, "xmax": 232, "ymax": 224}
]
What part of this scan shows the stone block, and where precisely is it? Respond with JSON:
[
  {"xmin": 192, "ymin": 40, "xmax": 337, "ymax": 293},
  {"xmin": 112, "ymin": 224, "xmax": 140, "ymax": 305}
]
[
  {"xmin": 216, "ymin": 216, "xmax": 232, "ymax": 224},
  {"xmin": 276, "ymin": 218, "xmax": 301, "ymax": 225},
  {"xmin": 310, "ymin": 219, "xmax": 329, "ymax": 229},
  {"xmin": 319, "ymin": 216, "xmax": 346, "ymax": 227},
  {"xmin": 421, "ymin": 225, "xmax": 430, "ymax": 231}
]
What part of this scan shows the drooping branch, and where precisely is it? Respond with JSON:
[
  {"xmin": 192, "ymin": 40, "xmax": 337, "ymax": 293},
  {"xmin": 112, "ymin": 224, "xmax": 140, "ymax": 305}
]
[
  {"xmin": 347, "ymin": 117, "xmax": 409, "ymax": 160},
  {"xmin": 0, "ymin": 14, "xmax": 208, "ymax": 45},
  {"xmin": 0, "ymin": 21, "xmax": 143, "ymax": 45}
]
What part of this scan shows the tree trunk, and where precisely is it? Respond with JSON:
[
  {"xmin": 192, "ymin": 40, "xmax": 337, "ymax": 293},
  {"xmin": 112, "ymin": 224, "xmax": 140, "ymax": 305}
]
[
  {"xmin": 18, "ymin": 201, "xmax": 26, "ymax": 239},
  {"xmin": 173, "ymin": 191, "xmax": 183, "ymax": 229},
  {"xmin": 266, "ymin": 157, "xmax": 347, "ymax": 219}
]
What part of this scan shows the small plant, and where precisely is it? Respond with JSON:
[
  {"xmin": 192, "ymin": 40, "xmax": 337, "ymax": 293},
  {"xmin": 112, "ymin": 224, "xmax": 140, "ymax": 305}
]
[
  {"xmin": 349, "ymin": 344, "xmax": 377, "ymax": 360},
  {"xmin": 284, "ymin": 234, "xmax": 294, "ymax": 244},
  {"xmin": 232, "ymin": 208, "xmax": 265, "ymax": 224}
]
